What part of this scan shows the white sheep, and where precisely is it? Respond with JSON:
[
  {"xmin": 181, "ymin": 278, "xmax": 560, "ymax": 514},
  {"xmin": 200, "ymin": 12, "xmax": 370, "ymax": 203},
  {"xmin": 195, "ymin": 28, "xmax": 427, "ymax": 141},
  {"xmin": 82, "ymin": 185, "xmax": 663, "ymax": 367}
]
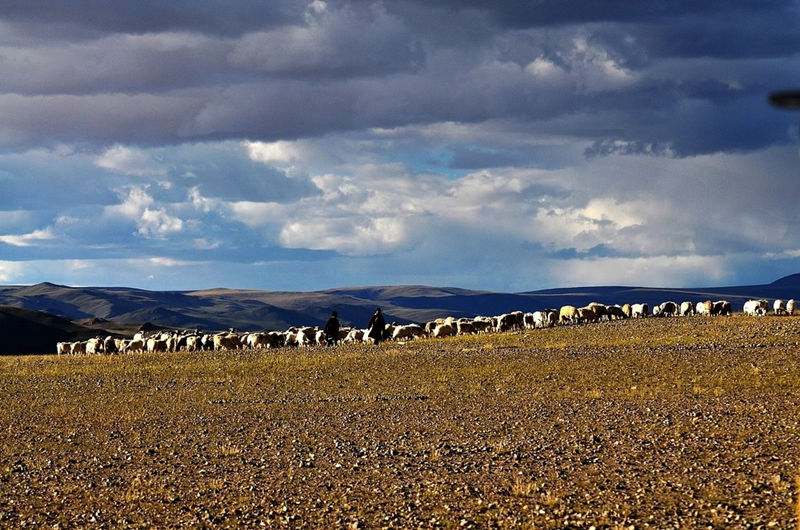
[
  {"xmin": 695, "ymin": 300, "xmax": 713, "ymax": 316},
  {"xmin": 657, "ymin": 301, "xmax": 678, "ymax": 317},
  {"xmin": 343, "ymin": 328, "xmax": 365, "ymax": 344},
  {"xmin": 743, "ymin": 299, "xmax": 768, "ymax": 316},
  {"xmin": 392, "ymin": 324, "xmax": 427, "ymax": 341},
  {"xmin": 607, "ymin": 305, "xmax": 627, "ymax": 320},
  {"xmin": 559, "ymin": 305, "xmax": 578, "ymax": 324},
  {"xmin": 456, "ymin": 320, "xmax": 477, "ymax": 335},
  {"xmin": 433, "ymin": 322, "xmax": 457, "ymax": 338},
  {"xmin": 773, "ymin": 299, "xmax": 786, "ymax": 316},
  {"xmin": 587, "ymin": 302, "xmax": 609, "ymax": 321},
  {"xmin": 631, "ymin": 303, "xmax": 649, "ymax": 318},
  {"xmin": 712, "ymin": 300, "xmax": 732, "ymax": 316}
]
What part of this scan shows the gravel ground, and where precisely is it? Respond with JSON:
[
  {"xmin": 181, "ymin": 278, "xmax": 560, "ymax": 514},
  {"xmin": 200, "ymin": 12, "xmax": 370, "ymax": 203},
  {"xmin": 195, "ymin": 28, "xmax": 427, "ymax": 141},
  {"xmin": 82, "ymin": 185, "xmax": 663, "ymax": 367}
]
[{"xmin": 0, "ymin": 316, "xmax": 798, "ymax": 528}]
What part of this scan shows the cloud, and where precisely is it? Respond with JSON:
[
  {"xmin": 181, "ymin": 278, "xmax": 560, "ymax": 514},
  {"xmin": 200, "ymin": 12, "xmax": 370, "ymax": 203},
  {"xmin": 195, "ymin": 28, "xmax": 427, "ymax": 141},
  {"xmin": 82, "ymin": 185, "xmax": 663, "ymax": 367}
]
[
  {"xmin": 0, "ymin": 261, "xmax": 24, "ymax": 282},
  {"xmin": 280, "ymin": 216, "xmax": 410, "ymax": 256},
  {"xmin": 194, "ymin": 140, "xmax": 800, "ymax": 269},
  {"xmin": 0, "ymin": 2, "xmax": 303, "ymax": 38},
  {"xmin": 148, "ymin": 256, "xmax": 195, "ymax": 267},
  {"xmin": 0, "ymin": 92, "xmax": 207, "ymax": 149},
  {"xmin": 103, "ymin": 186, "xmax": 183, "ymax": 239},
  {"xmin": 188, "ymin": 186, "xmax": 219, "ymax": 214},
  {"xmin": 0, "ymin": 210, "xmax": 34, "ymax": 230},
  {"xmin": 245, "ymin": 141, "xmax": 302, "ymax": 166},
  {"xmin": 138, "ymin": 207, "xmax": 183, "ymax": 238},
  {"xmin": 228, "ymin": 2, "xmax": 422, "ymax": 77},
  {"xmin": 566, "ymin": 35, "xmax": 640, "ymax": 94},
  {"xmin": 0, "ymin": 32, "xmax": 230, "ymax": 96},
  {"xmin": 228, "ymin": 201, "xmax": 289, "ymax": 228},
  {"xmin": 95, "ymin": 145, "xmax": 168, "ymax": 177},
  {"xmin": 104, "ymin": 186, "xmax": 154, "ymax": 219},
  {"xmin": 1, "ymin": 128, "xmax": 798, "ymax": 291},
  {"xmin": 0, "ymin": 227, "xmax": 55, "ymax": 247},
  {"xmin": 524, "ymin": 57, "xmax": 568, "ymax": 82},
  {"xmin": 0, "ymin": 3, "xmax": 799, "ymax": 292},
  {"xmin": 165, "ymin": 142, "xmax": 320, "ymax": 203},
  {"xmin": 193, "ymin": 238, "xmax": 221, "ymax": 250},
  {"xmin": 548, "ymin": 255, "xmax": 732, "ymax": 288},
  {"xmin": 0, "ymin": 3, "xmax": 796, "ymax": 158}
]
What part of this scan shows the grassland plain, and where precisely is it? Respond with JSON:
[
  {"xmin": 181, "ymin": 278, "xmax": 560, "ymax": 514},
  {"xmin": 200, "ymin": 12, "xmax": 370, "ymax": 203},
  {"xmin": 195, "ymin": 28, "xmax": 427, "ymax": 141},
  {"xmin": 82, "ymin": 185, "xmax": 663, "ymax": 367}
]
[{"xmin": 0, "ymin": 316, "xmax": 798, "ymax": 528}]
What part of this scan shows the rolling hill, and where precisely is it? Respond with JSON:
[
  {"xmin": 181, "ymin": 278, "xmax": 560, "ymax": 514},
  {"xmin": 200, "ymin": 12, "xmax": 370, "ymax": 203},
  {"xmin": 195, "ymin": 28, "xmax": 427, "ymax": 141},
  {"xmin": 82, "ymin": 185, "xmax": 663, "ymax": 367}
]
[{"xmin": 0, "ymin": 306, "xmax": 108, "ymax": 355}]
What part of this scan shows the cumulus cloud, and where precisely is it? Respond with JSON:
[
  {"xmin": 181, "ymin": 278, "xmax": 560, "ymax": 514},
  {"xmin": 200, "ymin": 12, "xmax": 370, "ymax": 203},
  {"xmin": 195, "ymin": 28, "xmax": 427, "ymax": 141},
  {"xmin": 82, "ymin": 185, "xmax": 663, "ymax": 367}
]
[
  {"xmin": 104, "ymin": 186, "xmax": 183, "ymax": 239},
  {"xmin": 188, "ymin": 186, "xmax": 218, "ymax": 214},
  {"xmin": 138, "ymin": 207, "xmax": 183, "ymax": 238},
  {"xmin": 189, "ymin": 138, "xmax": 800, "ymax": 274},
  {"xmin": 245, "ymin": 140, "xmax": 302, "ymax": 166},
  {"xmin": 280, "ymin": 216, "xmax": 409, "ymax": 256}
]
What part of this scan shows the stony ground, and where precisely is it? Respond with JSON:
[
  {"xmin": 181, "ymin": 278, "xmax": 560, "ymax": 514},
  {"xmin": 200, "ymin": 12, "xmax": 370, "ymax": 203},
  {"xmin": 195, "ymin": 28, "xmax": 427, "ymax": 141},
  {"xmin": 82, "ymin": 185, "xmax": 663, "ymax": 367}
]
[{"xmin": 0, "ymin": 315, "xmax": 798, "ymax": 528}]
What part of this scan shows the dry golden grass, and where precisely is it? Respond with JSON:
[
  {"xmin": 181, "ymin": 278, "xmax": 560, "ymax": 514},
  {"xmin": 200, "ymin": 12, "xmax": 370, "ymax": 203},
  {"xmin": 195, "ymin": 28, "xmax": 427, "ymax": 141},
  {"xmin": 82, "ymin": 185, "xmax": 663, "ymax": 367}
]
[{"xmin": 0, "ymin": 315, "xmax": 798, "ymax": 527}]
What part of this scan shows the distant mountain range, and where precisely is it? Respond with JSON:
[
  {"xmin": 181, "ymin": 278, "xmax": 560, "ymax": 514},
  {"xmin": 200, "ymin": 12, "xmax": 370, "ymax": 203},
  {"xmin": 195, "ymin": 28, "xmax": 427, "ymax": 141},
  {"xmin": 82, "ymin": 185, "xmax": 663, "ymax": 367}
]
[{"xmin": 2, "ymin": 274, "xmax": 800, "ymax": 354}]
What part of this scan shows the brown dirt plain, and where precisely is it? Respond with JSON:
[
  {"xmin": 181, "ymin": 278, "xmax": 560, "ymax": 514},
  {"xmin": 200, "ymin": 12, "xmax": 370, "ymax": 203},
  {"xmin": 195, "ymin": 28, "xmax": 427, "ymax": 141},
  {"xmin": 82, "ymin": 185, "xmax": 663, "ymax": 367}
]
[{"xmin": 1, "ymin": 315, "xmax": 799, "ymax": 528}]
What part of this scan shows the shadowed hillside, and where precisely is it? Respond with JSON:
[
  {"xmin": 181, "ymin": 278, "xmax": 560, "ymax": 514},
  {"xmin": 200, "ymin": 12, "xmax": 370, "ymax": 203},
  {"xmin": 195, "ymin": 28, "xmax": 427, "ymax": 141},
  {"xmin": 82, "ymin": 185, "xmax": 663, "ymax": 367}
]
[{"xmin": 0, "ymin": 306, "xmax": 105, "ymax": 355}]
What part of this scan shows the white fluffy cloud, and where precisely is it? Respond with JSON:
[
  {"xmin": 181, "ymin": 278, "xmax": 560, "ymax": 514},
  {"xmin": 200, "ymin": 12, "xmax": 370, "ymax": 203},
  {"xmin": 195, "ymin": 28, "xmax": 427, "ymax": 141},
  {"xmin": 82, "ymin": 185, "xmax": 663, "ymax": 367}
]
[
  {"xmin": 138, "ymin": 207, "xmax": 183, "ymax": 238},
  {"xmin": 245, "ymin": 140, "xmax": 302, "ymax": 166},
  {"xmin": 166, "ymin": 138, "xmax": 800, "ymax": 278},
  {"xmin": 280, "ymin": 216, "xmax": 408, "ymax": 256},
  {"xmin": 0, "ymin": 228, "xmax": 55, "ymax": 247},
  {"xmin": 104, "ymin": 186, "xmax": 184, "ymax": 239},
  {"xmin": 0, "ymin": 129, "xmax": 796, "ymax": 291}
]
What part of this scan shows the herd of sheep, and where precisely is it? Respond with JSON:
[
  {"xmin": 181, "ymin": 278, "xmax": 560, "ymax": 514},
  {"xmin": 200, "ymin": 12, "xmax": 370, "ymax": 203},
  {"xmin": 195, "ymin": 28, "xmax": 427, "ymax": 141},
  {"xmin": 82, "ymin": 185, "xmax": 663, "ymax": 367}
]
[{"xmin": 54, "ymin": 297, "xmax": 796, "ymax": 355}]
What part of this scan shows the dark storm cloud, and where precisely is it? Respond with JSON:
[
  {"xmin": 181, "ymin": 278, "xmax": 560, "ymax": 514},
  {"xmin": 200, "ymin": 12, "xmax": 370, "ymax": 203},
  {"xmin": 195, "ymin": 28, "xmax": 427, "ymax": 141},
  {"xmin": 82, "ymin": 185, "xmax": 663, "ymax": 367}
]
[
  {"xmin": 228, "ymin": 3, "xmax": 424, "ymax": 79},
  {"xmin": 0, "ymin": 0, "xmax": 795, "ymax": 156},
  {"xmin": 396, "ymin": 1, "xmax": 794, "ymax": 35},
  {"xmin": 0, "ymin": 92, "xmax": 208, "ymax": 148},
  {"xmin": 0, "ymin": 34, "xmax": 233, "ymax": 95},
  {"xmin": 0, "ymin": 1, "xmax": 303, "ymax": 38}
]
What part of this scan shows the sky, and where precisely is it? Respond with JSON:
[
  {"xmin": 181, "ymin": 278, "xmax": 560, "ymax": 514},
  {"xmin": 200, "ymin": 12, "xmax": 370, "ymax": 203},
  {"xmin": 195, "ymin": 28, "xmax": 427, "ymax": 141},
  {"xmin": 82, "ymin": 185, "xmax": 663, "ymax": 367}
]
[{"xmin": 1, "ymin": 1, "xmax": 800, "ymax": 292}]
